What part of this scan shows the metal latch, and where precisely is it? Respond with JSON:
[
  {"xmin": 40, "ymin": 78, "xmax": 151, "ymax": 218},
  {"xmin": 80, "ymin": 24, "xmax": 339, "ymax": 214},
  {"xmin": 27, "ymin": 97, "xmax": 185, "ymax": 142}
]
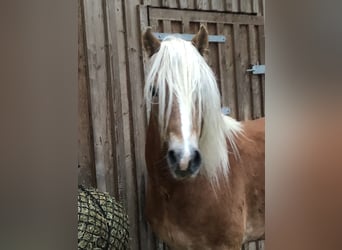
[
  {"xmin": 153, "ymin": 32, "xmax": 226, "ymax": 43},
  {"xmin": 246, "ymin": 65, "xmax": 265, "ymax": 74},
  {"xmin": 221, "ymin": 106, "xmax": 231, "ymax": 116}
]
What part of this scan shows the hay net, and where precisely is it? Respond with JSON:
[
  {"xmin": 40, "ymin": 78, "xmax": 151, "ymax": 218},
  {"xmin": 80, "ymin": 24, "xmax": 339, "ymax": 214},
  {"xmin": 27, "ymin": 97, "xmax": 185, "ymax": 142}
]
[{"xmin": 78, "ymin": 186, "xmax": 129, "ymax": 250}]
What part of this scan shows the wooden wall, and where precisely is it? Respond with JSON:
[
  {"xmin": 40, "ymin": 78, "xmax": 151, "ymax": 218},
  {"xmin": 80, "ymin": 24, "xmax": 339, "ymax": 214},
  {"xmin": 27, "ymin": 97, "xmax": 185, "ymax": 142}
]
[{"xmin": 78, "ymin": 0, "xmax": 264, "ymax": 249}]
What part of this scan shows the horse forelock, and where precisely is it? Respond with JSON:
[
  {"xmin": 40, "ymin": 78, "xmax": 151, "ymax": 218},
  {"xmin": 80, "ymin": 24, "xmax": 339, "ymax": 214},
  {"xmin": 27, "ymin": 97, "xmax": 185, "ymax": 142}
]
[{"xmin": 144, "ymin": 36, "xmax": 243, "ymax": 184}]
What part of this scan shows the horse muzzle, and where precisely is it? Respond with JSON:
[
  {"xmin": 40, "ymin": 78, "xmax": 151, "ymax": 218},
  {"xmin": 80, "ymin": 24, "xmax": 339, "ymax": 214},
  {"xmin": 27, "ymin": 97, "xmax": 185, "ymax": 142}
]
[{"xmin": 167, "ymin": 148, "xmax": 202, "ymax": 179}]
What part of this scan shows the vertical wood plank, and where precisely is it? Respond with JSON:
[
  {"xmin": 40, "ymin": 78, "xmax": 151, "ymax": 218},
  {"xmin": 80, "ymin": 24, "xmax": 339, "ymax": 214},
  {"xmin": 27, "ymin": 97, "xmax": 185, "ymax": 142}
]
[
  {"xmin": 151, "ymin": 0, "xmax": 162, "ymax": 6},
  {"xmin": 259, "ymin": 0, "xmax": 264, "ymax": 16},
  {"xmin": 162, "ymin": 0, "xmax": 169, "ymax": 7},
  {"xmin": 78, "ymin": 0, "xmax": 96, "ymax": 187},
  {"xmin": 258, "ymin": 25, "xmax": 265, "ymax": 116},
  {"xmin": 102, "ymin": 0, "xmax": 119, "ymax": 199},
  {"xmin": 248, "ymin": 24, "xmax": 262, "ymax": 119},
  {"xmin": 219, "ymin": 24, "xmax": 237, "ymax": 118},
  {"xmin": 207, "ymin": 23, "xmax": 220, "ymax": 91},
  {"xmin": 252, "ymin": 0, "xmax": 259, "ymax": 14},
  {"xmin": 125, "ymin": 1, "xmax": 153, "ymax": 250},
  {"xmin": 187, "ymin": 0, "xmax": 195, "ymax": 9},
  {"xmin": 163, "ymin": 20, "xmax": 172, "ymax": 33},
  {"xmin": 105, "ymin": 5, "xmax": 138, "ymax": 247},
  {"xmin": 83, "ymin": 0, "xmax": 114, "ymax": 193},
  {"xmin": 240, "ymin": 0, "xmax": 252, "ymax": 13},
  {"xmin": 169, "ymin": 0, "xmax": 179, "ymax": 8},
  {"xmin": 238, "ymin": 24, "xmax": 252, "ymax": 120},
  {"xmin": 211, "ymin": 0, "xmax": 224, "ymax": 11},
  {"xmin": 233, "ymin": 24, "xmax": 243, "ymax": 120},
  {"xmin": 225, "ymin": 0, "xmax": 233, "ymax": 11},
  {"xmin": 150, "ymin": 18, "xmax": 160, "ymax": 32},
  {"xmin": 179, "ymin": 0, "xmax": 189, "ymax": 9},
  {"xmin": 196, "ymin": 0, "xmax": 209, "ymax": 10},
  {"xmin": 171, "ymin": 20, "xmax": 184, "ymax": 33},
  {"xmin": 217, "ymin": 23, "xmax": 226, "ymax": 105},
  {"xmin": 232, "ymin": 0, "xmax": 239, "ymax": 12},
  {"xmin": 245, "ymin": 241, "xmax": 257, "ymax": 250},
  {"xmin": 257, "ymin": 240, "xmax": 265, "ymax": 250},
  {"xmin": 143, "ymin": 0, "xmax": 152, "ymax": 5}
]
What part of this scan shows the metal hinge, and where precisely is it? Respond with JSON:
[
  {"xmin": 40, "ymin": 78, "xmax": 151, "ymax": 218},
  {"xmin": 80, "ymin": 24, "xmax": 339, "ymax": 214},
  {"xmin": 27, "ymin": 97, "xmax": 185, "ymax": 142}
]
[
  {"xmin": 153, "ymin": 32, "xmax": 226, "ymax": 43},
  {"xmin": 246, "ymin": 64, "xmax": 265, "ymax": 75}
]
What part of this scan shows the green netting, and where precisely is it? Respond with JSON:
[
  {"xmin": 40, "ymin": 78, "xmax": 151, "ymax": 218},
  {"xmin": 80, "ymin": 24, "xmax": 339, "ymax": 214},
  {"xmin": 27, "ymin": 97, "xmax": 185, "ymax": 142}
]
[{"xmin": 78, "ymin": 186, "xmax": 129, "ymax": 250}]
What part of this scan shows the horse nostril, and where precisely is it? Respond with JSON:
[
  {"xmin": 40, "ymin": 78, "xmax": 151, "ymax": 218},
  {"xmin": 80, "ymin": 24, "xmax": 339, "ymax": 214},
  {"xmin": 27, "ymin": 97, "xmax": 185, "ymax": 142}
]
[
  {"xmin": 167, "ymin": 150, "xmax": 178, "ymax": 165},
  {"xmin": 189, "ymin": 150, "xmax": 201, "ymax": 173},
  {"xmin": 193, "ymin": 150, "xmax": 201, "ymax": 166}
]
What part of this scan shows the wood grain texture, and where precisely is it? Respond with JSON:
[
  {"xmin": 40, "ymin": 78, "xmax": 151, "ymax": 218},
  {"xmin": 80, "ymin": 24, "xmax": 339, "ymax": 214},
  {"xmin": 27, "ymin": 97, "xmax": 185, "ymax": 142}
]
[
  {"xmin": 225, "ymin": 0, "xmax": 233, "ymax": 11},
  {"xmin": 83, "ymin": 0, "xmax": 114, "ymax": 193},
  {"xmin": 78, "ymin": 0, "xmax": 96, "ymax": 187},
  {"xmin": 219, "ymin": 23, "xmax": 237, "ymax": 118},
  {"xmin": 124, "ymin": 1, "xmax": 151, "ymax": 249},
  {"xmin": 258, "ymin": 25, "xmax": 265, "ymax": 116},
  {"xmin": 248, "ymin": 24, "xmax": 262, "ymax": 119},
  {"xmin": 237, "ymin": 24, "xmax": 252, "ymax": 120}
]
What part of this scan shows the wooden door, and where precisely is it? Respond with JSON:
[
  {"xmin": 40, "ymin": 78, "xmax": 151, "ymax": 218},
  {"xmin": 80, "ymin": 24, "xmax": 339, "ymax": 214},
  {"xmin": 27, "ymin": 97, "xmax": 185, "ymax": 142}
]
[{"xmin": 140, "ymin": 7, "xmax": 265, "ymax": 121}]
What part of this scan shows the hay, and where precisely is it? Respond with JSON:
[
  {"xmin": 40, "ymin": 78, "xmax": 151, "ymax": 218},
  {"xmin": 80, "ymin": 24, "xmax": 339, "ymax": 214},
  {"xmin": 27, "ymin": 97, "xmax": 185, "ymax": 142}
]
[{"xmin": 78, "ymin": 186, "xmax": 129, "ymax": 249}]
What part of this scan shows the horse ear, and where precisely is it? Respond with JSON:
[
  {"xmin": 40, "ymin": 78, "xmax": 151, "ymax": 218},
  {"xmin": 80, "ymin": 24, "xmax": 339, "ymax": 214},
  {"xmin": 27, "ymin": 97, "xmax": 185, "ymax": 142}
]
[
  {"xmin": 143, "ymin": 27, "xmax": 161, "ymax": 57},
  {"xmin": 191, "ymin": 25, "xmax": 209, "ymax": 56}
]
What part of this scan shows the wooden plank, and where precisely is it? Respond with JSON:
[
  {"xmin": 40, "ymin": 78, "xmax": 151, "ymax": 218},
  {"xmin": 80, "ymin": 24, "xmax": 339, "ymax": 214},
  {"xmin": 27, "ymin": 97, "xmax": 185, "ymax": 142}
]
[
  {"xmin": 125, "ymin": 1, "xmax": 153, "ymax": 249},
  {"xmin": 211, "ymin": 0, "xmax": 224, "ymax": 11},
  {"xmin": 217, "ymin": 23, "xmax": 226, "ymax": 104},
  {"xmin": 219, "ymin": 23, "xmax": 237, "ymax": 118},
  {"xmin": 151, "ymin": 0, "xmax": 162, "ymax": 6},
  {"xmin": 258, "ymin": 0, "xmax": 264, "ymax": 16},
  {"xmin": 83, "ymin": 0, "xmax": 114, "ymax": 193},
  {"xmin": 248, "ymin": 24, "xmax": 262, "ymax": 119},
  {"xmin": 258, "ymin": 25, "xmax": 265, "ymax": 116},
  {"xmin": 252, "ymin": 0, "xmax": 259, "ymax": 14},
  {"xmin": 102, "ymin": 0, "xmax": 119, "ymax": 199},
  {"xmin": 257, "ymin": 240, "xmax": 265, "ymax": 250},
  {"xmin": 207, "ymin": 23, "xmax": 220, "ymax": 91},
  {"xmin": 78, "ymin": 0, "xmax": 96, "ymax": 187},
  {"xmin": 238, "ymin": 24, "xmax": 252, "ymax": 120},
  {"xmin": 232, "ymin": 0, "xmax": 239, "ymax": 12},
  {"xmin": 143, "ymin": 0, "xmax": 152, "ymax": 5},
  {"xmin": 225, "ymin": 0, "xmax": 233, "ymax": 11},
  {"xmin": 149, "ymin": 8, "xmax": 264, "ymax": 25},
  {"xmin": 106, "ymin": 1, "xmax": 141, "ymax": 249},
  {"xmin": 233, "ymin": 24, "xmax": 242, "ymax": 120},
  {"xmin": 179, "ymin": 0, "xmax": 189, "ymax": 9},
  {"xmin": 187, "ymin": 0, "xmax": 195, "ymax": 9},
  {"xmin": 246, "ymin": 241, "xmax": 257, "ymax": 250},
  {"xmin": 106, "ymin": 0, "xmax": 135, "ymax": 206},
  {"xmin": 183, "ymin": 18, "xmax": 190, "ymax": 33},
  {"xmin": 196, "ymin": 0, "xmax": 209, "ymax": 10},
  {"xmin": 240, "ymin": 0, "xmax": 252, "ymax": 13},
  {"xmin": 163, "ymin": 20, "xmax": 172, "ymax": 33},
  {"xmin": 233, "ymin": 23, "xmax": 246, "ymax": 121},
  {"xmin": 164, "ymin": 0, "xmax": 178, "ymax": 8},
  {"xmin": 171, "ymin": 20, "xmax": 184, "ymax": 33}
]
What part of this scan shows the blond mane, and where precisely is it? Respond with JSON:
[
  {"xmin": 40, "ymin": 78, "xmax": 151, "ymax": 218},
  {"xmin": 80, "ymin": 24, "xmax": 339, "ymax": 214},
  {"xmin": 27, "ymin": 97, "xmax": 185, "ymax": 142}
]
[{"xmin": 144, "ymin": 36, "xmax": 243, "ymax": 184}]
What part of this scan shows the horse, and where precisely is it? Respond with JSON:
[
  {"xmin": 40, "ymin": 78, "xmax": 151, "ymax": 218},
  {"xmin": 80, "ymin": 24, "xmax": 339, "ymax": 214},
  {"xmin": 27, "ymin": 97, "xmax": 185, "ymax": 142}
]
[{"xmin": 142, "ymin": 25, "xmax": 265, "ymax": 250}]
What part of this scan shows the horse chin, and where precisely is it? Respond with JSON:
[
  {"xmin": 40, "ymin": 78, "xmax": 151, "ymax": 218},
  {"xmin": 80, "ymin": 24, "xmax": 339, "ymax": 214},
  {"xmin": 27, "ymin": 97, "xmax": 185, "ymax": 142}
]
[{"xmin": 170, "ymin": 167, "xmax": 200, "ymax": 180}]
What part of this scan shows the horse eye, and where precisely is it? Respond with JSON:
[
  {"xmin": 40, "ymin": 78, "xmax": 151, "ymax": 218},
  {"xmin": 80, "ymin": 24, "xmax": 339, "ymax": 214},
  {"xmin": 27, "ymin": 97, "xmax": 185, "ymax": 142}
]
[{"xmin": 151, "ymin": 86, "xmax": 158, "ymax": 97}]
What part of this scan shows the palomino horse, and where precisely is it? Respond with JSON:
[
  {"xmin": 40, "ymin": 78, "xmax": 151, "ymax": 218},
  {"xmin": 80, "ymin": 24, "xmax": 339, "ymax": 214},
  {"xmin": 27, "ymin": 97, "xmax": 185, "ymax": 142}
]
[{"xmin": 142, "ymin": 26, "xmax": 265, "ymax": 250}]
